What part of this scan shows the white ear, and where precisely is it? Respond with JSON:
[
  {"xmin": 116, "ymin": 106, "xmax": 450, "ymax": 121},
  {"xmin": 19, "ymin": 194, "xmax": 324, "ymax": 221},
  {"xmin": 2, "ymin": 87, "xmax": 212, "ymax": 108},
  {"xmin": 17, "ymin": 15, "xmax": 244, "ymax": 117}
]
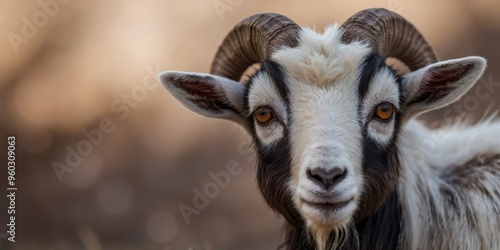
[
  {"xmin": 402, "ymin": 56, "xmax": 486, "ymax": 118},
  {"xmin": 159, "ymin": 71, "xmax": 246, "ymax": 122}
]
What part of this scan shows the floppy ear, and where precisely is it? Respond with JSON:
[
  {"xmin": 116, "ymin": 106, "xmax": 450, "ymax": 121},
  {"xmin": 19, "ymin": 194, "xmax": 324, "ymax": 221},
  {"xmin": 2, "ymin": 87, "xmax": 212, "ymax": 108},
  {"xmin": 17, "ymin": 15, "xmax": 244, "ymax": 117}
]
[
  {"xmin": 159, "ymin": 71, "xmax": 246, "ymax": 123},
  {"xmin": 402, "ymin": 56, "xmax": 486, "ymax": 118}
]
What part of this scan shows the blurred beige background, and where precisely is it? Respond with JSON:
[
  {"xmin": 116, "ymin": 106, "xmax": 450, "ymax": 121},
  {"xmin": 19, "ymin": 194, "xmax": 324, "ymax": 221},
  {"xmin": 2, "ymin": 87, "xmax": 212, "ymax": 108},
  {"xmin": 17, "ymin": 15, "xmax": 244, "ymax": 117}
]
[{"xmin": 0, "ymin": 0, "xmax": 499, "ymax": 249}]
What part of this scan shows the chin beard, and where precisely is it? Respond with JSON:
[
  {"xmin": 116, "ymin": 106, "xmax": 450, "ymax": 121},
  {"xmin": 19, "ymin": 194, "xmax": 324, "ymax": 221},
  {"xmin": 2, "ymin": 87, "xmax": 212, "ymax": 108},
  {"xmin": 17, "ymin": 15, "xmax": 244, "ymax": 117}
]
[{"xmin": 305, "ymin": 218, "xmax": 359, "ymax": 250}]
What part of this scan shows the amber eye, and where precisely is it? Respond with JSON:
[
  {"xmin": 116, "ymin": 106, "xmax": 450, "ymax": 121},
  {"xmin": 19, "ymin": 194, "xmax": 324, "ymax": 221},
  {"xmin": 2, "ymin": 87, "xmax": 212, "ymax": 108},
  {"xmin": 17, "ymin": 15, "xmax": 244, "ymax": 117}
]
[
  {"xmin": 374, "ymin": 102, "xmax": 395, "ymax": 121},
  {"xmin": 254, "ymin": 107, "xmax": 274, "ymax": 124}
]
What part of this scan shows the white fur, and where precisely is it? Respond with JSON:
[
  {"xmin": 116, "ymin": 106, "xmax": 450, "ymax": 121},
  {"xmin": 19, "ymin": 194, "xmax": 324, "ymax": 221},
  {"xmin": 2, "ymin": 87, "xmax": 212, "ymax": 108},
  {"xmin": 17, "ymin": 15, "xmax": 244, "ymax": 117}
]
[
  {"xmin": 398, "ymin": 118, "xmax": 500, "ymax": 249},
  {"xmin": 270, "ymin": 27, "xmax": 368, "ymax": 233}
]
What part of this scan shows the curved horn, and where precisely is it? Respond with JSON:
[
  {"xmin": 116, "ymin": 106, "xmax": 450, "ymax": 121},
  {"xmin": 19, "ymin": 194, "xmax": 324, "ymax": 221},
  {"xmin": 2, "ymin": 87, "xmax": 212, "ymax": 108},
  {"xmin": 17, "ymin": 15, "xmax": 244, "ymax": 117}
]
[
  {"xmin": 341, "ymin": 8, "xmax": 438, "ymax": 71},
  {"xmin": 210, "ymin": 13, "xmax": 300, "ymax": 81}
]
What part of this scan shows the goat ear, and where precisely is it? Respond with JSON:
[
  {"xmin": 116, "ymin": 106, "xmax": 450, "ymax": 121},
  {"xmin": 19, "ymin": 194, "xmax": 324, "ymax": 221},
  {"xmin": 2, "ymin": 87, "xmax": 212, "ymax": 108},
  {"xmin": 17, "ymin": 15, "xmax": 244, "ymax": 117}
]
[
  {"xmin": 159, "ymin": 71, "xmax": 246, "ymax": 122},
  {"xmin": 402, "ymin": 56, "xmax": 486, "ymax": 117}
]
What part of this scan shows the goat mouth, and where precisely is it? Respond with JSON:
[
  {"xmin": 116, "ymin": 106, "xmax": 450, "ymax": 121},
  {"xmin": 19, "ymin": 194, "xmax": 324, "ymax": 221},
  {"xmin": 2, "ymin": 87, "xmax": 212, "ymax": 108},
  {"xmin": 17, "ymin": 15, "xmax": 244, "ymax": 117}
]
[{"xmin": 301, "ymin": 198, "xmax": 353, "ymax": 210}]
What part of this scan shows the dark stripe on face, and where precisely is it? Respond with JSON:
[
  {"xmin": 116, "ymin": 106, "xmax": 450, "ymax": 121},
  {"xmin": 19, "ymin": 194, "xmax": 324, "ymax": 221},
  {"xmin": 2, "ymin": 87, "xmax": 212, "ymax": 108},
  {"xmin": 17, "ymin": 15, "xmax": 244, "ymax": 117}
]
[
  {"xmin": 358, "ymin": 52, "xmax": 387, "ymax": 101},
  {"xmin": 356, "ymin": 133, "xmax": 402, "ymax": 221},
  {"xmin": 243, "ymin": 78, "xmax": 299, "ymax": 227},
  {"xmin": 261, "ymin": 60, "xmax": 290, "ymax": 104},
  {"xmin": 355, "ymin": 52, "xmax": 404, "ymax": 222},
  {"xmin": 241, "ymin": 60, "xmax": 300, "ymax": 228},
  {"xmin": 357, "ymin": 52, "xmax": 403, "ymax": 127}
]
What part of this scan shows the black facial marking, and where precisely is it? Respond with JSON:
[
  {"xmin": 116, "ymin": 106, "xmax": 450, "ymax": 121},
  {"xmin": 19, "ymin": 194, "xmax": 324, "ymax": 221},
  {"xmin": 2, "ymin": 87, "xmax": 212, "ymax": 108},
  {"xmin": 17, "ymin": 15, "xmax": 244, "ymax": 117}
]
[
  {"xmin": 357, "ymin": 135, "xmax": 401, "ymax": 218},
  {"xmin": 250, "ymin": 115, "xmax": 302, "ymax": 230},
  {"xmin": 358, "ymin": 53, "xmax": 387, "ymax": 101},
  {"xmin": 244, "ymin": 65, "xmax": 301, "ymax": 229},
  {"xmin": 353, "ymin": 52, "xmax": 405, "ymax": 247},
  {"xmin": 261, "ymin": 60, "xmax": 290, "ymax": 105},
  {"xmin": 245, "ymin": 62, "xmax": 314, "ymax": 248}
]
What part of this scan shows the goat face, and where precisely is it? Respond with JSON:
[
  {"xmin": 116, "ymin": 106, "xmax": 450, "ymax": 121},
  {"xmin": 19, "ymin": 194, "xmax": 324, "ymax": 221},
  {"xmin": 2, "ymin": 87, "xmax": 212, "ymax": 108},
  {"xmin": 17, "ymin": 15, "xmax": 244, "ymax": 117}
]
[
  {"xmin": 258, "ymin": 28, "xmax": 403, "ymax": 233},
  {"xmin": 245, "ymin": 28, "xmax": 405, "ymax": 234},
  {"xmin": 159, "ymin": 9, "xmax": 486, "ymax": 245}
]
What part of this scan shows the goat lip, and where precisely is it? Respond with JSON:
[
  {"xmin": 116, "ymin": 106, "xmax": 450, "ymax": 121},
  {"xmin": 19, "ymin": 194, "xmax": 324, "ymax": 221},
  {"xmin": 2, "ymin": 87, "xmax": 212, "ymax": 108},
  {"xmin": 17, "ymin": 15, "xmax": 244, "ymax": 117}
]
[
  {"xmin": 301, "ymin": 198, "xmax": 353, "ymax": 210},
  {"xmin": 309, "ymin": 191, "xmax": 340, "ymax": 199}
]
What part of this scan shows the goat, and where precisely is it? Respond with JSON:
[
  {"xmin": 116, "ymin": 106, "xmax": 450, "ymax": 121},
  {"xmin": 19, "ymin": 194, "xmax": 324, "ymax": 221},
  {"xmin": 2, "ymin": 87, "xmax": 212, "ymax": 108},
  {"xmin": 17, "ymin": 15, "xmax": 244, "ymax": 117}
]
[{"xmin": 159, "ymin": 8, "xmax": 500, "ymax": 250}]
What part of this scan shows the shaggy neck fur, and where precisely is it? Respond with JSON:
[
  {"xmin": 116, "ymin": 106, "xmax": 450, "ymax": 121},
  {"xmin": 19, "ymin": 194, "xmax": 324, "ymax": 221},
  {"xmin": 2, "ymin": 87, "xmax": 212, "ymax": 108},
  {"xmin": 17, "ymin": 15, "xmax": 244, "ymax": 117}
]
[{"xmin": 397, "ymin": 119, "xmax": 500, "ymax": 250}]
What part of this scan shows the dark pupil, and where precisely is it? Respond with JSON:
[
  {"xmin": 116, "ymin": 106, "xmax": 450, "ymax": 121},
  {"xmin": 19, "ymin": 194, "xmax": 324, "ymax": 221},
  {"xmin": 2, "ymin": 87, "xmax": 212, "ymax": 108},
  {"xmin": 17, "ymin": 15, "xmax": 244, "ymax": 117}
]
[{"xmin": 379, "ymin": 104, "xmax": 390, "ymax": 112}]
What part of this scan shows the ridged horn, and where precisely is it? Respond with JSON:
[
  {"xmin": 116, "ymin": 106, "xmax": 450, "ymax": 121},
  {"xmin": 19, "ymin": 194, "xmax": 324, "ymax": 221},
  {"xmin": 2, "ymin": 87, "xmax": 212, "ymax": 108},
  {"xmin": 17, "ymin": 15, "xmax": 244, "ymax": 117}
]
[
  {"xmin": 341, "ymin": 8, "xmax": 438, "ymax": 71},
  {"xmin": 210, "ymin": 13, "xmax": 301, "ymax": 81}
]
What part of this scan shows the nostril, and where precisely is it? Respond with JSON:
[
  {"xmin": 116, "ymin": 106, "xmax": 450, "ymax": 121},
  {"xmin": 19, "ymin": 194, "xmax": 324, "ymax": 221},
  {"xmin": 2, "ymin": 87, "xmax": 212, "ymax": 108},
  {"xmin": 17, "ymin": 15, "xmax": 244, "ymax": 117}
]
[
  {"xmin": 307, "ymin": 167, "xmax": 347, "ymax": 189},
  {"xmin": 307, "ymin": 169, "xmax": 323, "ymax": 184},
  {"xmin": 333, "ymin": 168, "xmax": 347, "ymax": 182}
]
